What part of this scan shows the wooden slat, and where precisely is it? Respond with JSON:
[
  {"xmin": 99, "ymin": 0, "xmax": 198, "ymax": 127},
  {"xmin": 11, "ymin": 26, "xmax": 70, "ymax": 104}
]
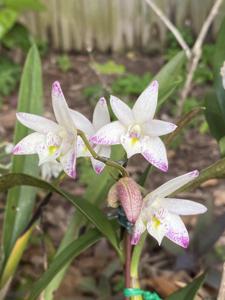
[{"xmin": 22, "ymin": 0, "xmax": 221, "ymax": 52}]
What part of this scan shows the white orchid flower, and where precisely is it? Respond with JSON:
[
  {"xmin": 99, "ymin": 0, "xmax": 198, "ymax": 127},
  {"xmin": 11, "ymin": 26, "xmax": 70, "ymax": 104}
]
[
  {"xmin": 131, "ymin": 170, "xmax": 207, "ymax": 248},
  {"xmin": 220, "ymin": 61, "xmax": 225, "ymax": 89},
  {"xmin": 13, "ymin": 81, "xmax": 77, "ymax": 178},
  {"xmin": 41, "ymin": 160, "xmax": 63, "ymax": 181},
  {"xmin": 90, "ymin": 80, "xmax": 176, "ymax": 172},
  {"xmin": 70, "ymin": 97, "xmax": 111, "ymax": 174}
]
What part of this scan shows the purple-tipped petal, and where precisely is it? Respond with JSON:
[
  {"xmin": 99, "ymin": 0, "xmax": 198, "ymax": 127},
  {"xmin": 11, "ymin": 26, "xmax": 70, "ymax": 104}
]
[
  {"xmin": 165, "ymin": 214, "xmax": 189, "ymax": 248},
  {"xmin": 60, "ymin": 145, "xmax": 77, "ymax": 178},
  {"xmin": 133, "ymin": 80, "xmax": 159, "ymax": 123},
  {"xmin": 150, "ymin": 170, "xmax": 200, "ymax": 198},
  {"xmin": 13, "ymin": 132, "xmax": 45, "ymax": 155},
  {"xmin": 90, "ymin": 121, "xmax": 125, "ymax": 145},
  {"xmin": 52, "ymin": 81, "xmax": 75, "ymax": 130},
  {"xmin": 141, "ymin": 136, "xmax": 168, "ymax": 172},
  {"xmin": 143, "ymin": 119, "xmax": 177, "ymax": 137},
  {"xmin": 93, "ymin": 97, "xmax": 110, "ymax": 130}
]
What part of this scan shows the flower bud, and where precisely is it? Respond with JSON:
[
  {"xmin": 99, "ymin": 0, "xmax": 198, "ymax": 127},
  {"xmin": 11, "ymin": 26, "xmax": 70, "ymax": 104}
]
[
  {"xmin": 107, "ymin": 183, "xmax": 119, "ymax": 208},
  {"xmin": 116, "ymin": 177, "xmax": 143, "ymax": 223}
]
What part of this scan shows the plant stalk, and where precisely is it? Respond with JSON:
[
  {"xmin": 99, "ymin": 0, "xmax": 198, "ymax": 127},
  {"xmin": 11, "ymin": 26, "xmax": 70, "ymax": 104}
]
[
  {"xmin": 77, "ymin": 129, "xmax": 128, "ymax": 177},
  {"xmin": 125, "ymin": 232, "xmax": 132, "ymax": 300}
]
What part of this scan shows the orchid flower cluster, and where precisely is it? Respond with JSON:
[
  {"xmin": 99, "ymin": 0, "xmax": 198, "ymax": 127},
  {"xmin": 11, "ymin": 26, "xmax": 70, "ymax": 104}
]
[{"xmin": 13, "ymin": 80, "xmax": 207, "ymax": 248}]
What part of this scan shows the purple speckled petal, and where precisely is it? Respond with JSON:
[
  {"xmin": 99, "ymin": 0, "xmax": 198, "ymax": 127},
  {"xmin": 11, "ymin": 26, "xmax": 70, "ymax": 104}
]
[
  {"xmin": 60, "ymin": 144, "xmax": 77, "ymax": 178},
  {"xmin": 13, "ymin": 132, "xmax": 45, "ymax": 155},
  {"xmin": 90, "ymin": 121, "xmax": 125, "ymax": 145},
  {"xmin": 141, "ymin": 136, "xmax": 168, "ymax": 172},
  {"xmin": 131, "ymin": 217, "xmax": 146, "ymax": 245},
  {"xmin": 165, "ymin": 213, "xmax": 189, "ymax": 248}
]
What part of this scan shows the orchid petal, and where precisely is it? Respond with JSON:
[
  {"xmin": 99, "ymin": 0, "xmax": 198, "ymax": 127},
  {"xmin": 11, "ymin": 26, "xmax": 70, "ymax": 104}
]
[
  {"xmin": 150, "ymin": 170, "xmax": 199, "ymax": 198},
  {"xmin": 90, "ymin": 121, "xmax": 125, "ymax": 145},
  {"xmin": 132, "ymin": 80, "xmax": 158, "ymax": 123},
  {"xmin": 143, "ymin": 120, "xmax": 177, "ymax": 137},
  {"xmin": 37, "ymin": 143, "xmax": 60, "ymax": 165},
  {"xmin": 13, "ymin": 132, "xmax": 45, "ymax": 155},
  {"xmin": 93, "ymin": 97, "xmax": 110, "ymax": 130},
  {"xmin": 121, "ymin": 133, "xmax": 142, "ymax": 158},
  {"xmin": 91, "ymin": 145, "xmax": 111, "ymax": 174},
  {"xmin": 16, "ymin": 113, "xmax": 58, "ymax": 134},
  {"xmin": 141, "ymin": 136, "xmax": 168, "ymax": 172},
  {"xmin": 77, "ymin": 136, "xmax": 91, "ymax": 157},
  {"xmin": 162, "ymin": 198, "xmax": 207, "ymax": 215},
  {"xmin": 146, "ymin": 218, "xmax": 167, "ymax": 245},
  {"xmin": 51, "ymin": 81, "xmax": 75, "ymax": 130},
  {"xmin": 60, "ymin": 145, "xmax": 77, "ymax": 178},
  {"xmin": 70, "ymin": 109, "xmax": 95, "ymax": 136},
  {"xmin": 131, "ymin": 217, "xmax": 146, "ymax": 245},
  {"xmin": 46, "ymin": 132, "xmax": 61, "ymax": 147},
  {"xmin": 110, "ymin": 96, "xmax": 134, "ymax": 126},
  {"xmin": 165, "ymin": 213, "xmax": 189, "ymax": 248}
]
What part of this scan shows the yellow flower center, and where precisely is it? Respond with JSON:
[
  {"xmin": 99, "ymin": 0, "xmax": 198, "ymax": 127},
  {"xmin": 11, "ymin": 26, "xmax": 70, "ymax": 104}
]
[
  {"xmin": 48, "ymin": 145, "xmax": 59, "ymax": 155},
  {"xmin": 129, "ymin": 124, "xmax": 142, "ymax": 144},
  {"xmin": 152, "ymin": 216, "xmax": 161, "ymax": 229}
]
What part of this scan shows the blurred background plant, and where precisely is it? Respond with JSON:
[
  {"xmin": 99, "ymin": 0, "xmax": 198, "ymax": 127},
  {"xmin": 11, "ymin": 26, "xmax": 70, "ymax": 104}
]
[{"xmin": 0, "ymin": 0, "xmax": 45, "ymax": 105}]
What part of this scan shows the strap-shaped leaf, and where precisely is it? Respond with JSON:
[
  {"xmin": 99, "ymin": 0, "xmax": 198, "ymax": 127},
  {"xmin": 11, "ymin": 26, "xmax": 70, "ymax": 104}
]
[
  {"xmin": 2, "ymin": 44, "xmax": 43, "ymax": 263},
  {"xmin": 44, "ymin": 146, "xmax": 124, "ymax": 299},
  {"xmin": 155, "ymin": 51, "xmax": 186, "ymax": 110},
  {"xmin": 29, "ymin": 228, "xmax": 101, "ymax": 300},
  {"xmin": 0, "ymin": 173, "xmax": 122, "ymax": 259}
]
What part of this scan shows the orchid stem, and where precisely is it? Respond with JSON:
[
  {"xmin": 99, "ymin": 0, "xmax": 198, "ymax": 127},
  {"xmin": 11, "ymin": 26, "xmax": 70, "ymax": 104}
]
[
  {"xmin": 130, "ymin": 233, "xmax": 146, "ymax": 300},
  {"xmin": 125, "ymin": 232, "xmax": 132, "ymax": 300},
  {"xmin": 77, "ymin": 129, "xmax": 128, "ymax": 177}
]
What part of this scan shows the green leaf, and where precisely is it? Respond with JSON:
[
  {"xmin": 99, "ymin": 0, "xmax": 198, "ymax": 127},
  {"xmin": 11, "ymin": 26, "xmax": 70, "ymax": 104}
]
[
  {"xmin": 0, "ymin": 225, "xmax": 34, "ymax": 288},
  {"xmin": 3, "ymin": 0, "xmax": 45, "ymax": 12},
  {"xmin": 155, "ymin": 51, "xmax": 186, "ymax": 110},
  {"xmin": 2, "ymin": 44, "xmax": 43, "ymax": 262},
  {"xmin": 205, "ymin": 18, "xmax": 225, "ymax": 144},
  {"xmin": 0, "ymin": 173, "xmax": 122, "ymax": 259},
  {"xmin": 29, "ymin": 228, "xmax": 101, "ymax": 300},
  {"xmin": 0, "ymin": 56, "xmax": 21, "ymax": 97},
  {"xmin": 2, "ymin": 22, "xmax": 32, "ymax": 51},
  {"xmin": 166, "ymin": 273, "xmax": 205, "ymax": 300},
  {"xmin": 43, "ymin": 146, "xmax": 124, "ymax": 299},
  {"xmin": 0, "ymin": 8, "xmax": 17, "ymax": 40}
]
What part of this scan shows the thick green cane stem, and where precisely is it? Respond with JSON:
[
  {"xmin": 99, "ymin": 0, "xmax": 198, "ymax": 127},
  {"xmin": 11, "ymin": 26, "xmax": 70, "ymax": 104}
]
[{"xmin": 77, "ymin": 129, "xmax": 128, "ymax": 177}]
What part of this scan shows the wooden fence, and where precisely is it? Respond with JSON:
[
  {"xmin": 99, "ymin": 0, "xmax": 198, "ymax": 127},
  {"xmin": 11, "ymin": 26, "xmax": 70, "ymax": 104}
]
[{"xmin": 21, "ymin": 0, "xmax": 225, "ymax": 52}]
